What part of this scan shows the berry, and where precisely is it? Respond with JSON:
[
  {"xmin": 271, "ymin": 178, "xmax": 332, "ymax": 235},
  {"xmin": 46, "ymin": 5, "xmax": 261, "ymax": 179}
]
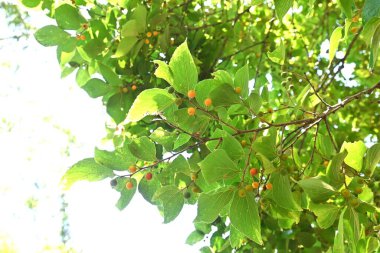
[
  {"xmin": 323, "ymin": 160, "xmax": 329, "ymax": 167},
  {"xmin": 267, "ymin": 108, "xmax": 274, "ymax": 113},
  {"xmin": 121, "ymin": 87, "xmax": 129, "ymax": 93},
  {"xmin": 204, "ymin": 98, "xmax": 212, "ymax": 107},
  {"xmin": 131, "ymin": 85, "xmax": 137, "ymax": 91},
  {"xmin": 245, "ymin": 185, "xmax": 253, "ymax": 191},
  {"xmin": 350, "ymin": 198, "xmax": 360, "ymax": 208},
  {"xmin": 265, "ymin": 183, "xmax": 273, "ymax": 190},
  {"xmin": 146, "ymin": 172, "xmax": 153, "ymax": 180},
  {"xmin": 192, "ymin": 186, "xmax": 201, "ymax": 193},
  {"xmin": 168, "ymin": 87, "xmax": 175, "ymax": 93},
  {"xmin": 252, "ymin": 181, "xmax": 259, "ymax": 189},
  {"xmin": 351, "ymin": 27, "xmax": 359, "ymax": 33},
  {"xmin": 129, "ymin": 165, "xmax": 137, "ymax": 173},
  {"xmin": 354, "ymin": 187, "xmax": 363, "ymax": 194},
  {"xmin": 144, "ymin": 39, "xmax": 150, "ymax": 44},
  {"xmin": 126, "ymin": 181, "xmax": 133, "ymax": 189},
  {"xmin": 250, "ymin": 168, "xmax": 258, "ymax": 176},
  {"xmin": 110, "ymin": 179, "xmax": 117, "ymax": 187},
  {"xmin": 175, "ymin": 98, "xmax": 182, "ymax": 106},
  {"xmin": 235, "ymin": 87, "xmax": 242, "ymax": 94},
  {"xmin": 341, "ymin": 189, "xmax": 350, "ymax": 198},
  {"xmin": 183, "ymin": 191, "xmax": 191, "ymax": 199},
  {"xmin": 187, "ymin": 89, "xmax": 196, "ymax": 99},
  {"xmin": 352, "ymin": 15, "xmax": 359, "ymax": 22},
  {"xmin": 82, "ymin": 23, "xmax": 89, "ymax": 29},
  {"xmin": 187, "ymin": 107, "xmax": 196, "ymax": 116},
  {"xmin": 238, "ymin": 189, "xmax": 246, "ymax": 198},
  {"xmin": 241, "ymin": 140, "xmax": 247, "ymax": 147},
  {"xmin": 191, "ymin": 173, "xmax": 197, "ymax": 181},
  {"xmin": 146, "ymin": 31, "xmax": 152, "ymax": 37},
  {"xmin": 153, "ymin": 31, "xmax": 159, "ymax": 36}
]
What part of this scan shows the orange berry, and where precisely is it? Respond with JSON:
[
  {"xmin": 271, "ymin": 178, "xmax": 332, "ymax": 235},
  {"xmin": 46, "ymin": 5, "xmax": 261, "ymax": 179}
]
[
  {"xmin": 187, "ymin": 89, "xmax": 196, "ymax": 99},
  {"xmin": 129, "ymin": 165, "xmax": 137, "ymax": 173},
  {"xmin": 265, "ymin": 183, "xmax": 273, "ymax": 190},
  {"xmin": 250, "ymin": 168, "xmax": 258, "ymax": 176},
  {"xmin": 153, "ymin": 31, "xmax": 159, "ymax": 36},
  {"xmin": 352, "ymin": 15, "xmax": 359, "ymax": 23},
  {"xmin": 145, "ymin": 39, "xmax": 150, "ymax": 44},
  {"xmin": 351, "ymin": 27, "xmax": 359, "ymax": 33},
  {"xmin": 146, "ymin": 172, "xmax": 153, "ymax": 180},
  {"xmin": 204, "ymin": 98, "xmax": 212, "ymax": 107},
  {"xmin": 252, "ymin": 182, "xmax": 259, "ymax": 189},
  {"xmin": 76, "ymin": 34, "xmax": 81, "ymax": 40},
  {"xmin": 131, "ymin": 85, "xmax": 137, "ymax": 91},
  {"xmin": 126, "ymin": 181, "xmax": 133, "ymax": 189},
  {"xmin": 238, "ymin": 189, "xmax": 246, "ymax": 198},
  {"xmin": 146, "ymin": 31, "xmax": 152, "ymax": 37},
  {"xmin": 79, "ymin": 35, "xmax": 86, "ymax": 40},
  {"xmin": 235, "ymin": 87, "xmax": 242, "ymax": 94},
  {"xmin": 187, "ymin": 107, "xmax": 196, "ymax": 116}
]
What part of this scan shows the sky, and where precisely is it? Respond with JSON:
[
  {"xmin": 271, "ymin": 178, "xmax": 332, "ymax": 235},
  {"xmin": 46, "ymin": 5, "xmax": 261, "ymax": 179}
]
[{"xmin": 0, "ymin": 3, "xmax": 202, "ymax": 253}]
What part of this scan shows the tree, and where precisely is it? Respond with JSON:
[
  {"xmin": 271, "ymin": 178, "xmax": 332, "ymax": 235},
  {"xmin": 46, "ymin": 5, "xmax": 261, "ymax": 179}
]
[{"xmin": 23, "ymin": 0, "xmax": 379, "ymax": 251}]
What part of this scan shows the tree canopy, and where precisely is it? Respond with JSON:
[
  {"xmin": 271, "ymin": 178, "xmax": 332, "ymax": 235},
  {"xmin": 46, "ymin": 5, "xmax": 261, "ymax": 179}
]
[{"xmin": 22, "ymin": 0, "xmax": 379, "ymax": 252}]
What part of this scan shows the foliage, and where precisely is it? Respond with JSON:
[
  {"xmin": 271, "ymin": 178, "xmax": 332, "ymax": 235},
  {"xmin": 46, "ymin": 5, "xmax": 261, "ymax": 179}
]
[{"xmin": 23, "ymin": 0, "xmax": 380, "ymax": 252}]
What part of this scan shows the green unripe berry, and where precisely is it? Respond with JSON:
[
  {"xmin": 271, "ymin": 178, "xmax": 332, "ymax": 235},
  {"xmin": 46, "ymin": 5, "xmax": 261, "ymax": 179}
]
[
  {"xmin": 183, "ymin": 191, "xmax": 191, "ymax": 199},
  {"xmin": 110, "ymin": 178, "xmax": 117, "ymax": 187},
  {"xmin": 350, "ymin": 198, "xmax": 360, "ymax": 208},
  {"xmin": 341, "ymin": 189, "xmax": 350, "ymax": 198},
  {"xmin": 168, "ymin": 87, "xmax": 175, "ymax": 93}
]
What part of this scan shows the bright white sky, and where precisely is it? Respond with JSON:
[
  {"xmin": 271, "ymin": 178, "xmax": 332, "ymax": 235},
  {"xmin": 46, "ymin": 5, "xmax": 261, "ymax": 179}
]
[{"xmin": 0, "ymin": 3, "xmax": 201, "ymax": 253}]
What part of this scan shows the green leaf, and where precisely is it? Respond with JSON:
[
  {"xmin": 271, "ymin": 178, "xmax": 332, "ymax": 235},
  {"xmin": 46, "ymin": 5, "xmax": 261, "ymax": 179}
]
[
  {"xmin": 337, "ymin": 0, "xmax": 353, "ymax": 19},
  {"xmin": 230, "ymin": 190, "xmax": 262, "ymax": 245},
  {"xmin": 199, "ymin": 149, "xmax": 240, "ymax": 184},
  {"xmin": 173, "ymin": 133, "xmax": 191, "ymax": 149},
  {"xmin": 152, "ymin": 185, "xmax": 184, "ymax": 223},
  {"xmin": 128, "ymin": 136, "xmax": 156, "ymax": 161},
  {"xmin": 22, "ymin": 0, "xmax": 41, "ymax": 8},
  {"xmin": 150, "ymin": 127, "xmax": 175, "ymax": 151},
  {"xmin": 106, "ymin": 93, "xmax": 134, "ymax": 124},
  {"xmin": 98, "ymin": 63, "xmax": 122, "ymax": 86},
  {"xmin": 212, "ymin": 70, "xmax": 233, "ymax": 85},
  {"xmin": 367, "ymin": 236, "xmax": 380, "ymax": 252},
  {"xmin": 363, "ymin": 0, "xmax": 380, "ymax": 23},
  {"xmin": 167, "ymin": 155, "xmax": 191, "ymax": 174},
  {"xmin": 271, "ymin": 173, "xmax": 302, "ymax": 211},
  {"xmin": 153, "ymin": 60, "xmax": 174, "ymax": 86},
  {"xmin": 186, "ymin": 230, "xmax": 204, "ymax": 245},
  {"xmin": 126, "ymin": 88, "xmax": 176, "ymax": 122},
  {"xmin": 120, "ymin": 20, "xmax": 139, "ymax": 37},
  {"xmin": 268, "ymin": 39, "xmax": 285, "ymax": 65},
  {"xmin": 309, "ymin": 202, "xmax": 340, "ymax": 229},
  {"xmin": 115, "ymin": 177, "xmax": 137, "ymax": 210},
  {"xmin": 34, "ymin": 25, "xmax": 70, "ymax": 47},
  {"xmin": 168, "ymin": 41, "xmax": 198, "ymax": 94},
  {"xmin": 327, "ymin": 151, "xmax": 347, "ymax": 188},
  {"xmin": 94, "ymin": 147, "xmax": 136, "ymax": 171},
  {"xmin": 194, "ymin": 187, "xmax": 234, "ymax": 223},
  {"xmin": 274, "ymin": 0, "xmax": 293, "ymax": 20},
  {"xmin": 370, "ymin": 25, "xmax": 380, "ymax": 69},
  {"xmin": 138, "ymin": 175, "xmax": 161, "ymax": 204},
  {"xmin": 333, "ymin": 207, "xmax": 347, "ymax": 253},
  {"xmin": 362, "ymin": 18, "xmax": 380, "ymax": 45},
  {"xmin": 234, "ymin": 64, "xmax": 249, "ymax": 99},
  {"xmin": 221, "ymin": 133, "xmax": 244, "ymax": 161},
  {"xmin": 341, "ymin": 141, "xmax": 366, "ymax": 172},
  {"xmin": 247, "ymin": 92, "xmax": 262, "ymax": 114},
  {"xmin": 256, "ymin": 153, "xmax": 277, "ymax": 174},
  {"xmin": 194, "ymin": 79, "xmax": 220, "ymax": 108},
  {"xmin": 61, "ymin": 158, "xmax": 114, "ymax": 190},
  {"xmin": 297, "ymin": 177, "xmax": 336, "ymax": 202},
  {"xmin": 316, "ymin": 134, "xmax": 336, "ymax": 159},
  {"xmin": 329, "ymin": 26, "xmax": 343, "ymax": 66},
  {"xmin": 82, "ymin": 78, "xmax": 111, "ymax": 98},
  {"xmin": 253, "ymin": 135, "xmax": 277, "ymax": 160},
  {"xmin": 346, "ymin": 207, "xmax": 360, "ymax": 243},
  {"xmin": 364, "ymin": 143, "xmax": 380, "ymax": 176},
  {"xmin": 113, "ymin": 36, "xmax": 138, "ymax": 58},
  {"xmin": 209, "ymin": 83, "xmax": 240, "ymax": 107},
  {"xmin": 55, "ymin": 4, "xmax": 86, "ymax": 30},
  {"xmin": 132, "ymin": 5, "xmax": 147, "ymax": 33}
]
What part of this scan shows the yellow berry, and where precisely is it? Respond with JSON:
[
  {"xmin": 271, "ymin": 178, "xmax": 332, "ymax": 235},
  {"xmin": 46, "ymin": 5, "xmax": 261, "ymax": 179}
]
[{"xmin": 146, "ymin": 31, "xmax": 152, "ymax": 37}]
